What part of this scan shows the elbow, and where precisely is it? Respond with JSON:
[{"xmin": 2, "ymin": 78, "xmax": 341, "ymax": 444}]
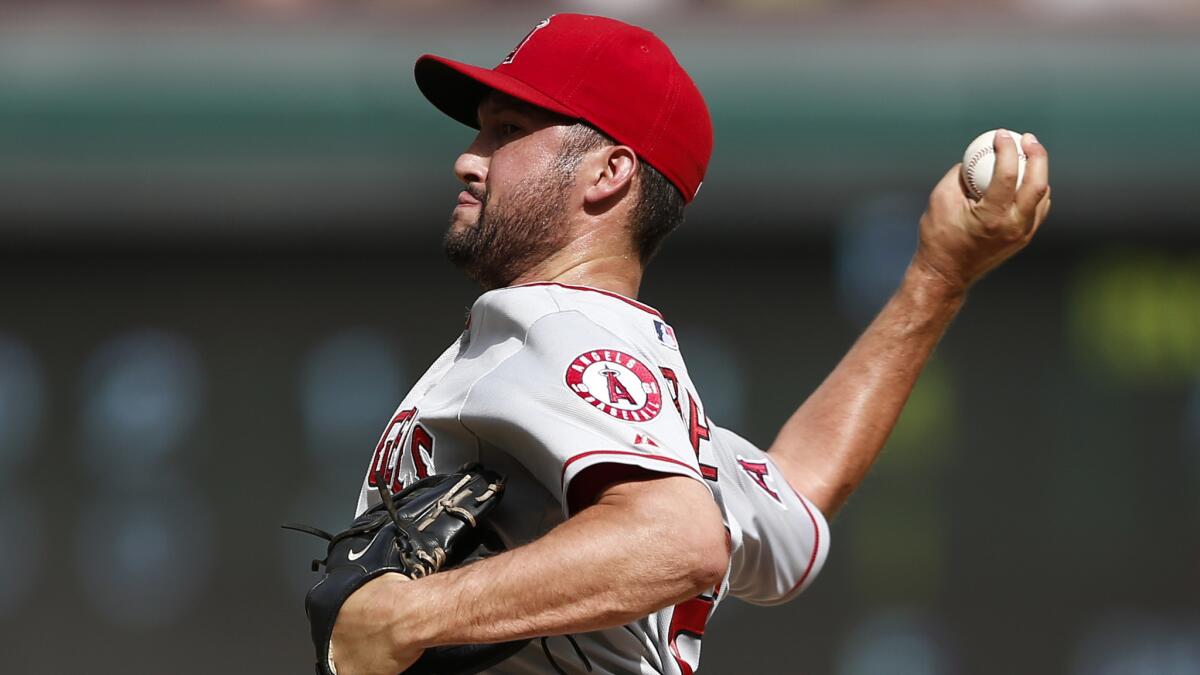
[
  {"xmin": 689, "ymin": 529, "xmax": 730, "ymax": 592},
  {"xmin": 674, "ymin": 501, "xmax": 730, "ymax": 594},
  {"xmin": 767, "ymin": 453, "xmax": 845, "ymax": 519},
  {"xmin": 640, "ymin": 501, "xmax": 728, "ymax": 596}
]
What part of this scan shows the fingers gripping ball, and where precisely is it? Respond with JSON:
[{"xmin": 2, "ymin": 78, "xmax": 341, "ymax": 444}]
[
  {"xmin": 283, "ymin": 465, "xmax": 529, "ymax": 675},
  {"xmin": 961, "ymin": 129, "xmax": 1027, "ymax": 200}
]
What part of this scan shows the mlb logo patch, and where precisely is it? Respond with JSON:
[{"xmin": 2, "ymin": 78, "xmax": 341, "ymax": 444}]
[{"xmin": 653, "ymin": 320, "xmax": 678, "ymax": 350}]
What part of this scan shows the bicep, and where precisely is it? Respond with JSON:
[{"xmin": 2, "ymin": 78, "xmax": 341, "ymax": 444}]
[
  {"xmin": 594, "ymin": 472, "xmax": 722, "ymax": 526},
  {"xmin": 590, "ymin": 473, "xmax": 730, "ymax": 589}
]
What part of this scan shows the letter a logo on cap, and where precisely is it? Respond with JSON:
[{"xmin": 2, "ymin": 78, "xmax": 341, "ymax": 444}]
[{"xmin": 502, "ymin": 17, "xmax": 551, "ymax": 65}]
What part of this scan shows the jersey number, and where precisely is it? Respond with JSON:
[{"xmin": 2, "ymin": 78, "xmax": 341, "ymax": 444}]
[
  {"xmin": 668, "ymin": 595, "xmax": 715, "ymax": 675},
  {"xmin": 367, "ymin": 408, "xmax": 434, "ymax": 493},
  {"xmin": 660, "ymin": 368, "xmax": 718, "ymax": 481}
]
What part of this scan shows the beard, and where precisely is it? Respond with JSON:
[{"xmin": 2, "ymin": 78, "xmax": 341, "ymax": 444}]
[{"xmin": 443, "ymin": 166, "xmax": 572, "ymax": 291}]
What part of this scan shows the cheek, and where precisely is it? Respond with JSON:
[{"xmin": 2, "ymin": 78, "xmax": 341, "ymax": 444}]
[
  {"xmin": 480, "ymin": 159, "xmax": 513, "ymax": 205},
  {"xmin": 486, "ymin": 141, "xmax": 551, "ymax": 197}
]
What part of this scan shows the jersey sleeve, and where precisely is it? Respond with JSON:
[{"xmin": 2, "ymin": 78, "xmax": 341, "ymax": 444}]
[
  {"xmin": 459, "ymin": 309, "xmax": 706, "ymax": 516},
  {"xmin": 712, "ymin": 426, "xmax": 831, "ymax": 605}
]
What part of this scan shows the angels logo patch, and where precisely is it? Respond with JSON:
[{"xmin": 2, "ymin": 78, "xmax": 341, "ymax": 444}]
[{"xmin": 566, "ymin": 349, "xmax": 662, "ymax": 422}]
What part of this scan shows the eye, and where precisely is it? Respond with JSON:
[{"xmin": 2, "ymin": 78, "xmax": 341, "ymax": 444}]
[{"xmin": 500, "ymin": 123, "xmax": 521, "ymax": 138}]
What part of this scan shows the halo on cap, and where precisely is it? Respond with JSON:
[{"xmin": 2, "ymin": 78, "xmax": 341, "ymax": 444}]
[{"xmin": 414, "ymin": 55, "xmax": 578, "ymax": 130}]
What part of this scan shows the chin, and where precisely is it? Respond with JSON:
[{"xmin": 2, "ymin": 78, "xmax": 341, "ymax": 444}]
[{"xmin": 449, "ymin": 207, "xmax": 481, "ymax": 232}]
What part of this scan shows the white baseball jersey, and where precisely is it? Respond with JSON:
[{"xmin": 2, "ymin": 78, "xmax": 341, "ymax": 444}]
[{"xmin": 355, "ymin": 282, "xmax": 830, "ymax": 674}]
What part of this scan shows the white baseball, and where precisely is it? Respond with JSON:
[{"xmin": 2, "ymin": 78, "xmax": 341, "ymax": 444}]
[{"xmin": 961, "ymin": 129, "xmax": 1026, "ymax": 200}]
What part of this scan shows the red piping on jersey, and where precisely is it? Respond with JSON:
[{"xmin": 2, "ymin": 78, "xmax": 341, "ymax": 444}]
[
  {"xmin": 561, "ymin": 450, "xmax": 702, "ymax": 485},
  {"xmin": 785, "ymin": 487, "xmax": 823, "ymax": 596},
  {"xmin": 513, "ymin": 282, "xmax": 665, "ymax": 319}
]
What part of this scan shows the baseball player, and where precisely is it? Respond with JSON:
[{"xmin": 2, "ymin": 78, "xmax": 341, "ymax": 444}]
[{"xmin": 325, "ymin": 13, "xmax": 1051, "ymax": 675}]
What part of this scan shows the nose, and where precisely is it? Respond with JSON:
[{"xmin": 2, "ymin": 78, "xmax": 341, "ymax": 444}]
[{"xmin": 454, "ymin": 137, "xmax": 488, "ymax": 188}]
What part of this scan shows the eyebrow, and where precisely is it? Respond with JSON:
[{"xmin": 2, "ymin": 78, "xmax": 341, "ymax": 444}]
[{"xmin": 476, "ymin": 94, "xmax": 540, "ymax": 123}]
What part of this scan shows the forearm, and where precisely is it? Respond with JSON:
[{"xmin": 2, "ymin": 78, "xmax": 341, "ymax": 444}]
[
  {"xmin": 393, "ymin": 475, "xmax": 726, "ymax": 648},
  {"xmin": 768, "ymin": 257, "xmax": 966, "ymax": 516}
]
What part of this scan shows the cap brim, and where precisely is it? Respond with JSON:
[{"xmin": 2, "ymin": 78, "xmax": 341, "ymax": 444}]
[{"xmin": 414, "ymin": 55, "xmax": 579, "ymax": 129}]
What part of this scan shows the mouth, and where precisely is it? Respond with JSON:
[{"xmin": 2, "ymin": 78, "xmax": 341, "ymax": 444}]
[{"xmin": 456, "ymin": 190, "xmax": 482, "ymax": 207}]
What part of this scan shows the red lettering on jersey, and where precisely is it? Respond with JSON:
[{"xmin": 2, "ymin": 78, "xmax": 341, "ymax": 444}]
[
  {"xmin": 367, "ymin": 408, "xmax": 436, "ymax": 492},
  {"xmin": 737, "ymin": 458, "xmax": 781, "ymax": 503},
  {"xmin": 602, "ymin": 366, "xmax": 636, "ymax": 405},
  {"xmin": 369, "ymin": 409, "xmax": 415, "ymax": 492},
  {"xmin": 668, "ymin": 595, "xmax": 715, "ymax": 675},
  {"xmin": 658, "ymin": 367, "xmax": 719, "ymax": 481},
  {"xmin": 660, "ymin": 367, "xmax": 683, "ymax": 417},
  {"xmin": 410, "ymin": 424, "xmax": 434, "ymax": 480},
  {"xmin": 686, "ymin": 394, "xmax": 711, "ymax": 454}
]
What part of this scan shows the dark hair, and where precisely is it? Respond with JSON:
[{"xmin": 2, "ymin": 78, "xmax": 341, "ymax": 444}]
[{"xmin": 558, "ymin": 123, "xmax": 686, "ymax": 265}]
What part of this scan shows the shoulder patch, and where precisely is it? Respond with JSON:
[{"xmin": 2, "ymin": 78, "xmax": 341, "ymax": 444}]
[
  {"xmin": 565, "ymin": 349, "xmax": 662, "ymax": 422},
  {"xmin": 653, "ymin": 319, "xmax": 679, "ymax": 350}
]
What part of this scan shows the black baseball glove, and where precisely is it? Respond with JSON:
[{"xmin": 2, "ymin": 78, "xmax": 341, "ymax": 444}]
[{"xmin": 284, "ymin": 464, "xmax": 529, "ymax": 675}]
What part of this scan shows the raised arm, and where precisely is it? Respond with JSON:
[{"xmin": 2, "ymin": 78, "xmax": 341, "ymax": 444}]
[{"xmin": 768, "ymin": 131, "xmax": 1052, "ymax": 517}]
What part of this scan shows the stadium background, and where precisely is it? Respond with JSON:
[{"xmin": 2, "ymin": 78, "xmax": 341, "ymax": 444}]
[{"xmin": 1, "ymin": 1, "xmax": 1198, "ymax": 673}]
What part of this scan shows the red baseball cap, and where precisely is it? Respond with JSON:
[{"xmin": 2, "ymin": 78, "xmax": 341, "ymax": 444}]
[{"xmin": 414, "ymin": 14, "xmax": 712, "ymax": 203}]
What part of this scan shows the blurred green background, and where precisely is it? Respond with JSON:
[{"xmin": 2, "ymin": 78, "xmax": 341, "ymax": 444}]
[{"xmin": 1, "ymin": 2, "xmax": 1198, "ymax": 674}]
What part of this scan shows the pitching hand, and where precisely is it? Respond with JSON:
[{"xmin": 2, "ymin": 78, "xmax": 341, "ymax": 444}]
[{"xmin": 914, "ymin": 131, "xmax": 1052, "ymax": 291}]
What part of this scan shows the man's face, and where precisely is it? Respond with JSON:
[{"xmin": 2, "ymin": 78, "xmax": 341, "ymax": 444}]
[{"xmin": 444, "ymin": 92, "xmax": 579, "ymax": 290}]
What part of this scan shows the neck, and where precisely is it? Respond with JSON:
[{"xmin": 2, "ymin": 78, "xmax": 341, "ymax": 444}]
[{"xmin": 509, "ymin": 240, "xmax": 643, "ymax": 299}]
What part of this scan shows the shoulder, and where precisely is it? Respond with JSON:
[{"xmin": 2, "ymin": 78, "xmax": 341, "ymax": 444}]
[
  {"xmin": 470, "ymin": 283, "xmax": 675, "ymax": 358},
  {"xmin": 462, "ymin": 283, "xmax": 683, "ymax": 416},
  {"xmin": 468, "ymin": 284, "xmax": 562, "ymax": 336},
  {"xmin": 510, "ymin": 282, "xmax": 665, "ymax": 321}
]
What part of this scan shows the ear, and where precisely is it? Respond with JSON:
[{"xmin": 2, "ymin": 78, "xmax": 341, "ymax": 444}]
[{"xmin": 583, "ymin": 145, "xmax": 638, "ymax": 206}]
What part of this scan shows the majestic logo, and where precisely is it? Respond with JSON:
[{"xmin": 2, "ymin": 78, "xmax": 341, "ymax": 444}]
[
  {"xmin": 502, "ymin": 17, "xmax": 552, "ymax": 65},
  {"xmin": 737, "ymin": 456, "xmax": 785, "ymax": 507},
  {"xmin": 653, "ymin": 319, "xmax": 678, "ymax": 350},
  {"xmin": 565, "ymin": 349, "xmax": 662, "ymax": 422},
  {"xmin": 633, "ymin": 433, "xmax": 660, "ymax": 448}
]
